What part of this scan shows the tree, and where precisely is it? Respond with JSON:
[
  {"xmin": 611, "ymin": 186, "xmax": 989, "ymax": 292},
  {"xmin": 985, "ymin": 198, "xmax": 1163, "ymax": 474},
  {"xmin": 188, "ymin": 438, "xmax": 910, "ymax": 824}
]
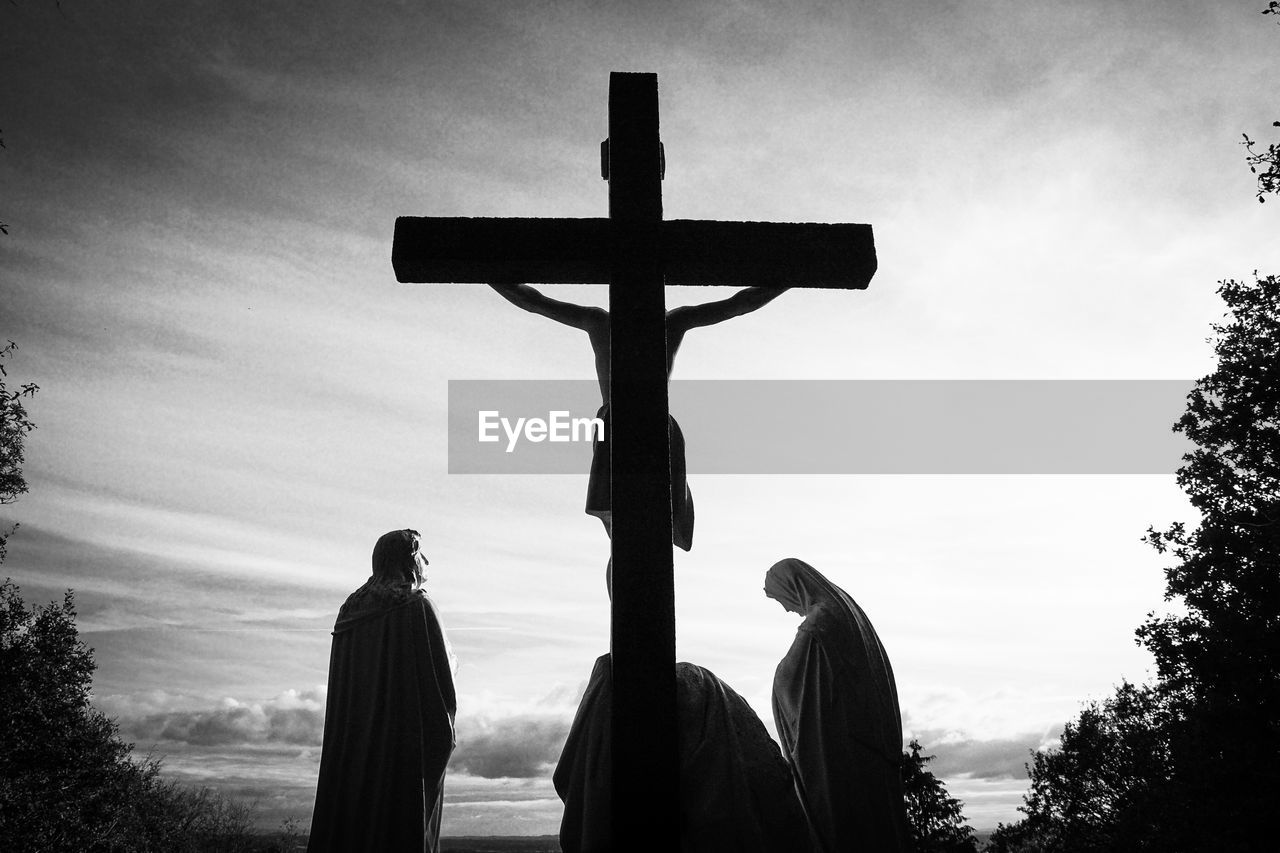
[
  {"xmin": 1, "ymin": 340, "xmax": 39, "ymax": 562},
  {"xmin": 1, "ymin": 342, "xmax": 304, "ymax": 848},
  {"xmin": 991, "ymin": 274, "xmax": 1280, "ymax": 852},
  {"xmin": 1242, "ymin": 3, "xmax": 1280, "ymax": 202},
  {"xmin": 989, "ymin": 273, "xmax": 1280, "ymax": 852},
  {"xmin": 1139, "ymin": 280, "xmax": 1280, "ymax": 694},
  {"xmin": 984, "ymin": 682, "xmax": 1182, "ymax": 853},
  {"xmin": 992, "ymin": 7, "xmax": 1280, "ymax": 839},
  {"xmin": 0, "ymin": 579, "xmax": 271, "ymax": 851},
  {"xmin": 901, "ymin": 740, "xmax": 979, "ymax": 853},
  {"xmin": 0, "ymin": 340, "xmax": 38, "ymax": 503},
  {"xmin": 1135, "ymin": 272, "xmax": 1280, "ymax": 850},
  {"xmin": 1244, "ymin": 123, "xmax": 1280, "ymax": 202}
]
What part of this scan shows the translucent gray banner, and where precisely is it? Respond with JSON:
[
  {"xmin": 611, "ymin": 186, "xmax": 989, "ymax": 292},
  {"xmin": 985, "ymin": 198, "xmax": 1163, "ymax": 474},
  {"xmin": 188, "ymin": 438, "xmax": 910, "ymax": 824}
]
[{"xmin": 447, "ymin": 380, "xmax": 1196, "ymax": 474}]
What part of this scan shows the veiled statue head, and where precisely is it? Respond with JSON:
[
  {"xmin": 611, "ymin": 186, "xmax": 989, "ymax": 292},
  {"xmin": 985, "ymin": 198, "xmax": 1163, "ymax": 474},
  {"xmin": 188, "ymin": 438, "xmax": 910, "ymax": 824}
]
[
  {"xmin": 371, "ymin": 528, "xmax": 428, "ymax": 590},
  {"xmin": 764, "ymin": 557, "xmax": 836, "ymax": 615}
]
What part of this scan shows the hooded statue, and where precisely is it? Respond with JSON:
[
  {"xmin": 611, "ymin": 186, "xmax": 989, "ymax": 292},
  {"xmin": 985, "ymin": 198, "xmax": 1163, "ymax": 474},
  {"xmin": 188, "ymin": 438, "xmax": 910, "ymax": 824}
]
[
  {"xmin": 554, "ymin": 653, "xmax": 808, "ymax": 852},
  {"xmin": 307, "ymin": 529, "xmax": 457, "ymax": 852},
  {"xmin": 765, "ymin": 557, "xmax": 910, "ymax": 853}
]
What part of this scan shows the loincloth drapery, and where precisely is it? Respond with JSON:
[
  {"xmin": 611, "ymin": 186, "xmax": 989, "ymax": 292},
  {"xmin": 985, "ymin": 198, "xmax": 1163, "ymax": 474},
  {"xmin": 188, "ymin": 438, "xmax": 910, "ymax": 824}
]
[{"xmin": 584, "ymin": 403, "xmax": 694, "ymax": 551}]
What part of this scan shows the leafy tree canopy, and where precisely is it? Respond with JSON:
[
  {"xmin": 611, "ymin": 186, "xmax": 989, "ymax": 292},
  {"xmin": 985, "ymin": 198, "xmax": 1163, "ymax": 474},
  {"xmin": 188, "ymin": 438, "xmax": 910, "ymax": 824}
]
[
  {"xmin": 985, "ymin": 682, "xmax": 1181, "ymax": 853},
  {"xmin": 989, "ymin": 271, "xmax": 1280, "ymax": 852},
  {"xmin": 0, "ymin": 579, "xmax": 279, "ymax": 851},
  {"xmin": 1, "ymin": 340, "xmax": 39, "ymax": 562}
]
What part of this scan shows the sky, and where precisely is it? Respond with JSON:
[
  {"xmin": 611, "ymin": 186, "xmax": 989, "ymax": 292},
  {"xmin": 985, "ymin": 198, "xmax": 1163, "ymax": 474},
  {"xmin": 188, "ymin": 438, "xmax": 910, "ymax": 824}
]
[{"xmin": 2, "ymin": 0, "xmax": 1278, "ymax": 837}]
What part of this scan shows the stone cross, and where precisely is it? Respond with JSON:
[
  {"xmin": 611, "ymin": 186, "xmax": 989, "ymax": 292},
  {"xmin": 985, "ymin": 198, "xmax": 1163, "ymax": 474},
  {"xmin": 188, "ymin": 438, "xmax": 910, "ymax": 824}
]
[{"xmin": 392, "ymin": 71, "xmax": 876, "ymax": 848}]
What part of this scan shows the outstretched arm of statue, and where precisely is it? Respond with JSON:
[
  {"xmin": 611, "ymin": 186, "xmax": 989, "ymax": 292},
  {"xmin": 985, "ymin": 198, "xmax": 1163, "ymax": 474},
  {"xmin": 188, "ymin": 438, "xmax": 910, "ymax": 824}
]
[
  {"xmin": 488, "ymin": 282, "xmax": 605, "ymax": 332},
  {"xmin": 666, "ymin": 286, "xmax": 790, "ymax": 336}
]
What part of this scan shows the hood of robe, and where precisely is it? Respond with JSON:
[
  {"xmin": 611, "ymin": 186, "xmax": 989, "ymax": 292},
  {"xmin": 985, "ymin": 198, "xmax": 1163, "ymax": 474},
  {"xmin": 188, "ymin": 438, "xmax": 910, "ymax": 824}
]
[
  {"xmin": 764, "ymin": 557, "xmax": 851, "ymax": 618},
  {"xmin": 334, "ymin": 529, "xmax": 425, "ymax": 633}
]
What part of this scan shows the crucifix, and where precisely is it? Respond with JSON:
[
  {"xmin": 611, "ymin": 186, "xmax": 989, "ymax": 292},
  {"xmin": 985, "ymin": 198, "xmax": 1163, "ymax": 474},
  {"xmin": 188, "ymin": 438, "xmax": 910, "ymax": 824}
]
[{"xmin": 393, "ymin": 72, "xmax": 876, "ymax": 846}]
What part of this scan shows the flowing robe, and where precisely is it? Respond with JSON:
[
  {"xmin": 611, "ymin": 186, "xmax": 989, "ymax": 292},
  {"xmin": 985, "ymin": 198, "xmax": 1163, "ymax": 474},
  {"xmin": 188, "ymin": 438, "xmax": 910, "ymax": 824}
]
[
  {"xmin": 767, "ymin": 558, "xmax": 909, "ymax": 853},
  {"xmin": 555, "ymin": 654, "xmax": 808, "ymax": 852},
  {"xmin": 307, "ymin": 586, "xmax": 457, "ymax": 852}
]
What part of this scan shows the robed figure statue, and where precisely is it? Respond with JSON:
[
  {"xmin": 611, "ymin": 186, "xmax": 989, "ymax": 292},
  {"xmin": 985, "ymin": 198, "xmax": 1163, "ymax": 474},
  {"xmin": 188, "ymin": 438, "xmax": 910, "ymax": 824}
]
[
  {"xmin": 555, "ymin": 653, "xmax": 808, "ymax": 852},
  {"xmin": 765, "ymin": 558, "xmax": 910, "ymax": 853},
  {"xmin": 307, "ymin": 529, "xmax": 457, "ymax": 852}
]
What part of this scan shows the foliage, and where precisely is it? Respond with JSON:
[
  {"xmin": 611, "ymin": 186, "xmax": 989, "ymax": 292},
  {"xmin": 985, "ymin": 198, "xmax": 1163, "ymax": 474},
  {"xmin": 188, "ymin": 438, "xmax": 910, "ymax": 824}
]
[
  {"xmin": 0, "ymin": 578, "xmax": 277, "ymax": 852},
  {"xmin": 1134, "ymin": 273, "xmax": 1280, "ymax": 849},
  {"xmin": 984, "ymin": 683, "xmax": 1179, "ymax": 853},
  {"xmin": 991, "ymin": 274, "xmax": 1280, "ymax": 851},
  {"xmin": 1139, "ymin": 275, "xmax": 1280, "ymax": 696},
  {"xmin": 992, "ymin": 22, "xmax": 1280, "ymax": 827},
  {"xmin": 0, "ymin": 344, "xmax": 297, "ymax": 850},
  {"xmin": 901, "ymin": 740, "xmax": 979, "ymax": 853},
  {"xmin": 1242, "ymin": 3, "xmax": 1280, "ymax": 202},
  {"xmin": 1, "ymin": 340, "xmax": 39, "ymax": 503},
  {"xmin": 1242, "ymin": 125, "xmax": 1280, "ymax": 202},
  {"xmin": 1, "ymin": 340, "xmax": 39, "ymax": 562}
]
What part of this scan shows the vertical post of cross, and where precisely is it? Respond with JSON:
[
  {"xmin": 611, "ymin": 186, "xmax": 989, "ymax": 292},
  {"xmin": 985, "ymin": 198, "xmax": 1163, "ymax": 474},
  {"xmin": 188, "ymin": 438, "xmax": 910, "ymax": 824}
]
[{"xmin": 606, "ymin": 71, "xmax": 679, "ymax": 846}]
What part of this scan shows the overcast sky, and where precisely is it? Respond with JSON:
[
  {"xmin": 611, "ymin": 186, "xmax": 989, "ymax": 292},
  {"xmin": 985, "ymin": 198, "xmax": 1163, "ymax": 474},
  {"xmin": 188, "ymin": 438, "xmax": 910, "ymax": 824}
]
[{"xmin": 3, "ymin": 0, "xmax": 1278, "ymax": 836}]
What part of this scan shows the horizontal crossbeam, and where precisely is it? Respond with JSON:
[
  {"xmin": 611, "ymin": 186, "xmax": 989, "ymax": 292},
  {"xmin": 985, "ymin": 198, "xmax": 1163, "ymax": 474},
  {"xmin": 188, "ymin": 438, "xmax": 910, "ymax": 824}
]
[
  {"xmin": 392, "ymin": 217, "xmax": 876, "ymax": 289},
  {"xmin": 664, "ymin": 220, "xmax": 876, "ymax": 288},
  {"xmin": 393, "ymin": 217, "xmax": 610, "ymax": 285}
]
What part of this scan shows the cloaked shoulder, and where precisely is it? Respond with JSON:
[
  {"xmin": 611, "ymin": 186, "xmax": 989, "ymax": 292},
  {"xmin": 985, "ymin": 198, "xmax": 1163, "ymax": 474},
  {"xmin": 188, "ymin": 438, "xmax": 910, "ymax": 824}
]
[
  {"xmin": 797, "ymin": 602, "xmax": 845, "ymax": 637},
  {"xmin": 333, "ymin": 583, "xmax": 427, "ymax": 633}
]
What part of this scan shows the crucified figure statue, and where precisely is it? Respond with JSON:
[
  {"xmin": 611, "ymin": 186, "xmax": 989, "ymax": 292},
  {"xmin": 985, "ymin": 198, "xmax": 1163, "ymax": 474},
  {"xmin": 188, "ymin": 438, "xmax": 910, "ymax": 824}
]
[{"xmin": 488, "ymin": 282, "xmax": 788, "ymax": 552}]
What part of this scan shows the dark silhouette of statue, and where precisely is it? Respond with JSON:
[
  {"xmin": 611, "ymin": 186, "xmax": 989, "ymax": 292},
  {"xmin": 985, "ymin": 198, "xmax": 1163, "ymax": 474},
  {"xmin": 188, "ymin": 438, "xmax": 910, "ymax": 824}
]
[
  {"xmin": 489, "ymin": 282, "xmax": 789, "ymax": 552},
  {"xmin": 554, "ymin": 652, "xmax": 808, "ymax": 852},
  {"xmin": 307, "ymin": 529, "xmax": 457, "ymax": 852},
  {"xmin": 765, "ymin": 557, "xmax": 910, "ymax": 853}
]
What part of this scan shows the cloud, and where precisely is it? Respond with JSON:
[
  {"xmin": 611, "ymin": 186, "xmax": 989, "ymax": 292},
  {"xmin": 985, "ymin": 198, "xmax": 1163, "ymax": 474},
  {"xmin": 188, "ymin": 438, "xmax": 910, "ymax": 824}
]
[
  {"xmin": 112, "ymin": 685, "xmax": 576, "ymax": 781},
  {"xmin": 906, "ymin": 728, "xmax": 1056, "ymax": 781},
  {"xmin": 449, "ymin": 714, "xmax": 573, "ymax": 780},
  {"xmin": 108, "ymin": 682, "xmax": 1048, "ymax": 783},
  {"xmin": 96, "ymin": 689, "xmax": 212, "ymax": 719},
  {"xmin": 119, "ymin": 688, "xmax": 326, "ymax": 748}
]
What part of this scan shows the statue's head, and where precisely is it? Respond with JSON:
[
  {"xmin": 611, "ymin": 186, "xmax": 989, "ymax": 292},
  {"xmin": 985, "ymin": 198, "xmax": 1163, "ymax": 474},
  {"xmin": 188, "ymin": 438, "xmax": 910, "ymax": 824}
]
[
  {"xmin": 763, "ymin": 557, "xmax": 824, "ymax": 615},
  {"xmin": 372, "ymin": 528, "xmax": 428, "ymax": 589}
]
